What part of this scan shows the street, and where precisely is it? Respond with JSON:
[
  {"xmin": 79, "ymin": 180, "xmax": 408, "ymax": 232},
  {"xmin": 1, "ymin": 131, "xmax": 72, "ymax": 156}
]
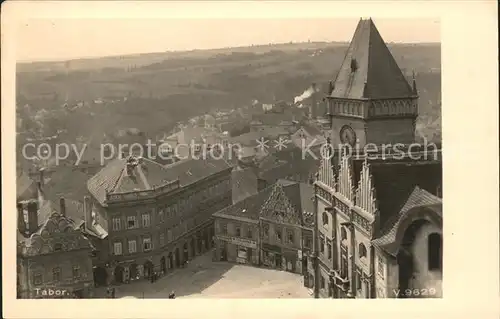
[{"xmin": 105, "ymin": 251, "xmax": 311, "ymax": 299}]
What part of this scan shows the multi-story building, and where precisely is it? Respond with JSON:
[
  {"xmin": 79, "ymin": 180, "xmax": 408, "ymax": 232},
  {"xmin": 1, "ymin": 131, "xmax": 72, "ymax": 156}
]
[
  {"xmin": 17, "ymin": 197, "xmax": 95, "ymax": 298},
  {"xmin": 308, "ymin": 18, "xmax": 443, "ymax": 299},
  {"xmin": 213, "ymin": 180, "xmax": 314, "ymax": 275},
  {"xmin": 85, "ymin": 155, "xmax": 232, "ymax": 284}
]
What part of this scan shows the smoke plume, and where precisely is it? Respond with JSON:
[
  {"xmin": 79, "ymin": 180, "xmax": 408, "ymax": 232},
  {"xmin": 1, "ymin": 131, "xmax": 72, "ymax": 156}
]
[{"xmin": 294, "ymin": 85, "xmax": 319, "ymax": 104}]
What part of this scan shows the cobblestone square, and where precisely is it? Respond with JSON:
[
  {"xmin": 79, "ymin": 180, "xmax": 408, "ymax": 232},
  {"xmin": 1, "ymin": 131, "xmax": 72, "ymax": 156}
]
[{"xmin": 108, "ymin": 252, "xmax": 311, "ymax": 299}]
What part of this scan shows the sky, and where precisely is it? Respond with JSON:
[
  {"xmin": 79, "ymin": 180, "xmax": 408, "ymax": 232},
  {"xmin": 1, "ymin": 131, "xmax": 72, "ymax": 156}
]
[{"xmin": 15, "ymin": 17, "xmax": 440, "ymax": 62}]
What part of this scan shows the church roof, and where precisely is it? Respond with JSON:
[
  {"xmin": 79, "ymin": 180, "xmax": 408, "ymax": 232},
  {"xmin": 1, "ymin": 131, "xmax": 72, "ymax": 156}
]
[
  {"xmin": 372, "ymin": 186, "xmax": 442, "ymax": 256},
  {"xmin": 330, "ymin": 18, "xmax": 414, "ymax": 100}
]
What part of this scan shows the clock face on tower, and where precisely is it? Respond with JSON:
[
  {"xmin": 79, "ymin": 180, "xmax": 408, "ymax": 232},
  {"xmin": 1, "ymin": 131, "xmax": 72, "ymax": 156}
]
[{"xmin": 340, "ymin": 125, "xmax": 356, "ymax": 147}]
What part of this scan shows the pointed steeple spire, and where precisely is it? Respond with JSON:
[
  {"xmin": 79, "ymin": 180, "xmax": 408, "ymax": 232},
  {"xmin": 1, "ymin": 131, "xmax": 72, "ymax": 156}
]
[
  {"xmin": 330, "ymin": 18, "xmax": 414, "ymax": 99},
  {"xmin": 412, "ymin": 70, "xmax": 418, "ymax": 95}
]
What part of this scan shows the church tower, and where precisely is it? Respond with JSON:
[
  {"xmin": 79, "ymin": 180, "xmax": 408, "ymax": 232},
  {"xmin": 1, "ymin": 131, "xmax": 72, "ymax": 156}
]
[{"xmin": 326, "ymin": 18, "xmax": 418, "ymax": 149}]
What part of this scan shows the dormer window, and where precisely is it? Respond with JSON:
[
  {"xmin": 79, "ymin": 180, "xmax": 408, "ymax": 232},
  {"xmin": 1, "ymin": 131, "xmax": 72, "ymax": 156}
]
[
  {"xmin": 54, "ymin": 243, "xmax": 62, "ymax": 252},
  {"xmin": 350, "ymin": 58, "xmax": 358, "ymax": 72}
]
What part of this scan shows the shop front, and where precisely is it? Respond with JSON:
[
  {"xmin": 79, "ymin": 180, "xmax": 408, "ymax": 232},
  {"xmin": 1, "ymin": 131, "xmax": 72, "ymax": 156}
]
[
  {"xmin": 261, "ymin": 243, "xmax": 282, "ymax": 270},
  {"xmin": 216, "ymin": 235, "xmax": 258, "ymax": 265},
  {"xmin": 282, "ymin": 249, "xmax": 301, "ymax": 273}
]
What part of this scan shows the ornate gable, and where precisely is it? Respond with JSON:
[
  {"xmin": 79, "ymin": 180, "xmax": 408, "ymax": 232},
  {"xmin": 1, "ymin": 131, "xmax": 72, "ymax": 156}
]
[
  {"xmin": 337, "ymin": 152, "xmax": 355, "ymax": 202},
  {"xmin": 316, "ymin": 145, "xmax": 336, "ymax": 190},
  {"xmin": 260, "ymin": 183, "xmax": 300, "ymax": 225},
  {"xmin": 20, "ymin": 212, "xmax": 92, "ymax": 257},
  {"xmin": 355, "ymin": 159, "xmax": 379, "ymax": 215}
]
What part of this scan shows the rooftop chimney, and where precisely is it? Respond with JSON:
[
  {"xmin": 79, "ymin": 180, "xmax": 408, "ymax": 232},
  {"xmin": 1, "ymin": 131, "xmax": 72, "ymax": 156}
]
[
  {"xmin": 27, "ymin": 200, "xmax": 38, "ymax": 235},
  {"xmin": 17, "ymin": 202, "xmax": 27, "ymax": 234},
  {"xmin": 412, "ymin": 70, "xmax": 418, "ymax": 95},
  {"xmin": 59, "ymin": 197, "xmax": 66, "ymax": 217},
  {"xmin": 39, "ymin": 168, "xmax": 45, "ymax": 186},
  {"xmin": 84, "ymin": 196, "xmax": 92, "ymax": 230}
]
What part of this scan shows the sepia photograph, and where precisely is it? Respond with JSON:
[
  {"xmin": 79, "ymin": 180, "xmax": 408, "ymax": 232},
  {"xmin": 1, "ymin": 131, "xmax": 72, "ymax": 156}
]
[
  {"xmin": 14, "ymin": 15, "xmax": 443, "ymax": 300},
  {"xmin": 2, "ymin": 1, "xmax": 498, "ymax": 318}
]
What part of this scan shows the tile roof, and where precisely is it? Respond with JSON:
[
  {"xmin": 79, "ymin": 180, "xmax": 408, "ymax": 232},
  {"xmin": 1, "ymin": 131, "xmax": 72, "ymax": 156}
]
[
  {"xmin": 258, "ymin": 155, "xmax": 319, "ymax": 185},
  {"xmin": 16, "ymin": 173, "xmax": 37, "ymax": 200},
  {"xmin": 278, "ymin": 180, "xmax": 315, "ymax": 218},
  {"xmin": 215, "ymin": 186, "xmax": 274, "ymax": 220},
  {"xmin": 215, "ymin": 180, "xmax": 314, "ymax": 227},
  {"xmin": 290, "ymin": 126, "xmax": 327, "ymax": 150},
  {"xmin": 372, "ymin": 186, "xmax": 442, "ymax": 256},
  {"xmin": 366, "ymin": 161, "xmax": 442, "ymax": 233},
  {"xmin": 330, "ymin": 18, "xmax": 414, "ymax": 100},
  {"xmin": 231, "ymin": 167, "xmax": 258, "ymax": 204},
  {"xmin": 87, "ymin": 156, "xmax": 231, "ymax": 205},
  {"xmin": 41, "ymin": 167, "xmax": 92, "ymax": 203}
]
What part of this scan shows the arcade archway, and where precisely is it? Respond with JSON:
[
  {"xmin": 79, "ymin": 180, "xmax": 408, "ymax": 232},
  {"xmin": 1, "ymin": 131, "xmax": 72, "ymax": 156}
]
[
  {"xmin": 160, "ymin": 257, "xmax": 167, "ymax": 273},
  {"xmin": 143, "ymin": 260, "xmax": 154, "ymax": 278},
  {"xmin": 114, "ymin": 266, "xmax": 124, "ymax": 283},
  {"xmin": 93, "ymin": 266, "xmax": 108, "ymax": 287}
]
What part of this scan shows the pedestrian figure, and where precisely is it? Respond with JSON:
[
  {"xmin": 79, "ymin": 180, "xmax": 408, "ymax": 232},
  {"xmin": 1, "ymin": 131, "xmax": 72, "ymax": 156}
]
[
  {"xmin": 111, "ymin": 288, "xmax": 116, "ymax": 299},
  {"xmin": 150, "ymin": 274, "xmax": 154, "ymax": 283}
]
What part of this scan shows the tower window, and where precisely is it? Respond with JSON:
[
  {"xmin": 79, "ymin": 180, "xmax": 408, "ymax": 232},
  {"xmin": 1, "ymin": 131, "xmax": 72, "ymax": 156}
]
[
  {"xmin": 428, "ymin": 233, "xmax": 442, "ymax": 271},
  {"xmin": 358, "ymin": 243, "xmax": 367, "ymax": 259},
  {"xmin": 350, "ymin": 58, "xmax": 358, "ymax": 72},
  {"xmin": 322, "ymin": 211, "xmax": 329, "ymax": 226}
]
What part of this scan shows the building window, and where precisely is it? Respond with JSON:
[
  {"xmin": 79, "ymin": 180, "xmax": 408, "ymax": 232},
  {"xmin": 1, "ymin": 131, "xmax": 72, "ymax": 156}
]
[
  {"xmin": 33, "ymin": 272, "xmax": 42, "ymax": 285},
  {"xmin": 158, "ymin": 210, "xmax": 164, "ymax": 223},
  {"xmin": 167, "ymin": 229, "xmax": 173, "ymax": 243},
  {"xmin": 222, "ymin": 223, "xmax": 228, "ymax": 235},
  {"xmin": 428, "ymin": 233, "xmax": 442, "ymax": 271},
  {"xmin": 159, "ymin": 233, "xmax": 165, "ymax": 246},
  {"xmin": 52, "ymin": 267, "xmax": 61, "ymax": 282},
  {"xmin": 142, "ymin": 213, "xmax": 151, "ymax": 227},
  {"xmin": 112, "ymin": 217, "xmax": 121, "ymax": 231},
  {"xmin": 235, "ymin": 226, "xmax": 241, "ymax": 237},
  {"xmin": 127, "ymin": 216, "xmax": 137, "ymax": 229},
  {"xmin": 341, "ymin": 247, "xmax": 348, "ymax": 278},
  {"xmin": 287, "ymin": 230, "xmax": 294, "ymax": 244},
  {"xmin": 143, "ymin": 237, "xmax": 152, "ymax": 252},
  {"xmin": 275, "ymin": 228, "xmax": 282, "ymax": 242},
  {"xmin": 247, "ymin": 227, "xmax": 253, "ymax": 239},
  {"xmin": 54, "ymin": 243, "xmax": 62, "ymax": 252},
  {"xmin": 322, "ymin": 211, "xmax": 329, "ymax": 226},
  {"xmin": 263, "ymin": 224, "xmax": 269, "ymax": 238},
  {"xmin": 356, "ymin": 271, "xmax": 362, "ymax": 293},
  {"xmin": 327, "ymin": 240, "xmax": 332, "ymax": 260},
  {"xmin": 359, "ymin": 243, "xmax": 367, "ymax": 259},
  {"xmin": 72, "ymin": 265, "xmax": 80, "ymax": 278},
  {"xmin": 128, "ymin": 240, "xmax": 137, "ymax": 254},
  {"xmin": 341, "ymin": 226, "xmax": 347, "ymax": 245},
  {"xmin": 304, "ymin": 236, "xmax": 312, "ymax": 249},
  {"xmin": 113, "ymin": 242, "xmax": 122, "ymax": 255},
  {"xmin": 320, "ymin": 236, "xmax": 325, "ymax": 254}
]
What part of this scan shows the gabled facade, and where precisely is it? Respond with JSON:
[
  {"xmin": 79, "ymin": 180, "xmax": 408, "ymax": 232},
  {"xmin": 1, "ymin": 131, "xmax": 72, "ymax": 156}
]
[
  {"xmin": 213, "ymin": 180, "xmax": 314, "ymax": 275},
  {"xmin": 17, "ymin": 199, "xmax": 94, "ymax": 299}
]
